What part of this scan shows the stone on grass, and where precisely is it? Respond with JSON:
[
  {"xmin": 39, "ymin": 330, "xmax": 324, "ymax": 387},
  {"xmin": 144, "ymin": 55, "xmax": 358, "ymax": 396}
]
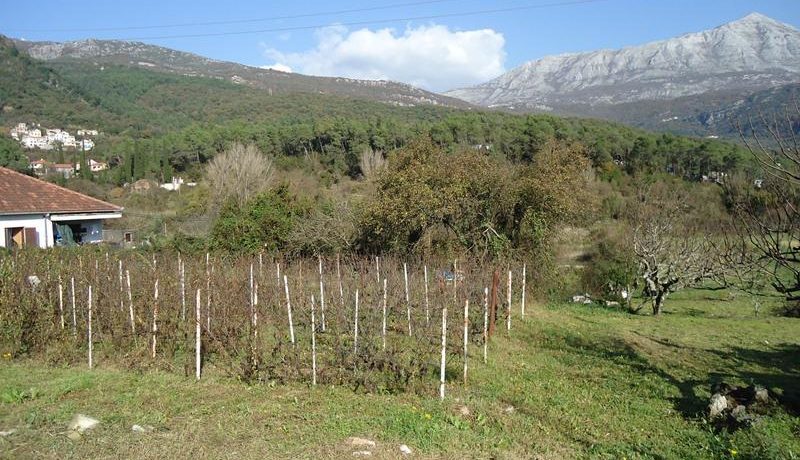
[
  {"xmin": 754, "ymin": 386, "xmax": 769, "ymax": 404},
  {"xmin": 0, "ymin": 429, "xmax": 16, "ymax": 437},
  {"xmin": 503, "ymin": 405, "xmax": 515, "ymax": 414},
  {"xmin": 347, "ymin": 437, "xmax": 376, "ymax": 448},
  {"xmin": 399, "ymin": 444, "xmax": 413, "ymax": 455},
  {"xmin": 68, "ymin": 414, "xmax": 100, "ymax": 433},
  {"xmin": 708, "ymin": 394, "xmax": 728, "ymax": 418},
  {"xmin": 132, "ymin": 424, "xmax": 155, "ymax": 433}
]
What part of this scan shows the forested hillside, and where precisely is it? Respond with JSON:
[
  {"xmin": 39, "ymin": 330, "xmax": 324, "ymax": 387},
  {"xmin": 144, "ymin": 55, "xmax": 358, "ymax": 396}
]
[{"xmin": 1, "ymin": 37, "xmax": 754, "ymax": 186}]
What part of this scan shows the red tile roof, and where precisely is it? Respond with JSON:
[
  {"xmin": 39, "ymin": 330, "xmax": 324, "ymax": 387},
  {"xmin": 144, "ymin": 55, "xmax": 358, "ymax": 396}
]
[{"xmin": 0, "ymin": 167, "xmax": 123, "ymax": 215}]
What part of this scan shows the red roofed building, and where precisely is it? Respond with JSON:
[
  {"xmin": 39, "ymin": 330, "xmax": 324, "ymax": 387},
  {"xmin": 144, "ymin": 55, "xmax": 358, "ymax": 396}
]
[{"xmin": 0, "ymin": 166, "xmax": 123, "ymax": 248}]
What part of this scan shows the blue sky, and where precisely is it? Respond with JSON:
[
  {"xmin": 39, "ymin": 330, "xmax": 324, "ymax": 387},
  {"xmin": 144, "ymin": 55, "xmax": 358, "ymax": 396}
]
[{"xmin": 2, "ymin": 0, "xmax": 798, "ymax": 91}]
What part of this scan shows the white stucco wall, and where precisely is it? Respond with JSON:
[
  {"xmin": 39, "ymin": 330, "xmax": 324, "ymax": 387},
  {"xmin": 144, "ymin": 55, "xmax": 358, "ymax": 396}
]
[
  {"xmin": 0, "ymin": 214, "xmax": 53, "ymax": 248},
  {"xmin": 0, "ymin": 212, "xmax": 121, "ymax": 248}
]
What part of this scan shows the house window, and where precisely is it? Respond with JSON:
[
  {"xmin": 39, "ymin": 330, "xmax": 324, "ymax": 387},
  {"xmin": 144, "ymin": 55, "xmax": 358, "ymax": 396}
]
[{"xmin": 124, "ymin": 232, "xmax": 133, "ymax": 243}]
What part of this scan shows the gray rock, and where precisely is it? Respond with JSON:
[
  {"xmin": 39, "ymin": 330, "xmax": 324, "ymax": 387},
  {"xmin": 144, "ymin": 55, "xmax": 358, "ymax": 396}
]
[
  {"xmin": 347, "ymin": 437, "xmax": 376, "ymax": 448},
  {"xmin": 67, "ymin": 414, "xmax": 100, "ymax": 433},
  {"xmin": 399, "ymin": 444, "xmax": 413, "ymax": 455},
  {"xmin": 708, "ymin": 393, "xmax": 728, "ymax": 418},
  {"xmin": 754, "ymin": 386, "xmax": 770, "ymax": 404},
  {"xmin": 131, "ymin": 424, "xmax": 155, "ymax": 433}
]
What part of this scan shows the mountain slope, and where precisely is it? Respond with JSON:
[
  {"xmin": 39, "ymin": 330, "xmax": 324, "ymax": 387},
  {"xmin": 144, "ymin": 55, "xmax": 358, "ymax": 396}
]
[
  {"xmin": 13, "ymin": 38, "xmax": 469, "ymax": 109},
  {"xmin": 446, "ymin": 13, "xmax": 800, "ymax": 109}
]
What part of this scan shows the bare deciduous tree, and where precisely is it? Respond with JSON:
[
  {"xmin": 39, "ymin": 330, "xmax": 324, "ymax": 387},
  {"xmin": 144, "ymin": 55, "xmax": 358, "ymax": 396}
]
[
  {"xmin": 206, "ymin": 143, "xmax": 273, "ymax": 209},
  {"xmin": 728, "ymin": 104, "xmax": 800, "ymax": 315},
  {"xmin": 631, "ymin": 183, "xmax": 729, "ymax": 315}
]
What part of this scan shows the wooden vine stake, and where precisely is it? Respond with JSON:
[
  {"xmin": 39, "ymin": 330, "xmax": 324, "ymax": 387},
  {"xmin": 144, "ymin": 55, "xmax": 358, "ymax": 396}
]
[
  {"xmin": 439, "ymin": 305, "xmax": 447, "ymax": 401},
  {"xmin": 57, "ymin": 274, "xmax": 64, "ymax": 330},
  {"xmin": 310, "ymin": 294, "xmax": 317, "ymax": 386},
  {"xmin": 404, "ymin": 262, "xmax": 411, "ymax": 335},
  {"xmin": 195, "ymin": 288, "xmax": 201, "ymax": 380},
  {"xmin": 118, "ymin": 260, "xmax": 124, "ymax": 312},
  {"xmin": 483, "ymin": 287, "xmax": 488, "ymax": 364},
  {"xmin": 205, "ymin": 253, "xmax": 212, "ymax": 332},
  {"xmin": 88, "ymin": 285, "xmax": 93, "ymax": 369},
  {"xmin": 318, "ymin": 256, "xmax": 326, "ymax": 332},
  {"xmin": 353, "ymin": 289, "xmax": 360, "ymax": 353},
  {"xmin": 382, "ymin": 278, "xmax": 388, "ymax": 350},
  {"xmin": 506, "ymin": 269, "xmax": 512, "ymax": 333},
  {"xmin": 521, "ymin": 263, "xmax": 527, "ymax": 318},
  {"xmin": 283, "ymin": 275, "xmax": 295, "ymax": 345},
  {"xmin": 126, "ymin": 270, "xmax": 135, "ymax": 335},
  {"xmin": 70, "ymin": 276, "xmax": 77, "ymax": 337},
  {"xmin": 424, "ymin": 265, "xmax": 430, "ymax": 326},
  {"xmin": 152, "ymin": 278, "xmax": 159, "ymax": 359},
  {"xmin": 463, "ymin": 299, "xmax": 469, "ymax": 385}
]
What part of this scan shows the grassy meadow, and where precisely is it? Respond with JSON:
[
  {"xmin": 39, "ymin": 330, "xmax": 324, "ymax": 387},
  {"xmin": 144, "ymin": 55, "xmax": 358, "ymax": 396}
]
[{"xmin": 1, "ymin": 287, "xmax": 797, "ymax": 459}]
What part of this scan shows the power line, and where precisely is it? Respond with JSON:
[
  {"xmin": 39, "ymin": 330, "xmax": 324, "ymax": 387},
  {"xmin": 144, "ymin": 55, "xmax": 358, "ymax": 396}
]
[
  {"xmin": 5, "ymin": 0, "xmax": 461, "ymax": 33},
  {"xmin": 11, "ymin": 0, "xmax": 610, "ymax": 40}
]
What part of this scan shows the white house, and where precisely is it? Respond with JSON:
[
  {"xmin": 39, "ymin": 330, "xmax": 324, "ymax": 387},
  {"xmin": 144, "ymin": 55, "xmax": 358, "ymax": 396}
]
[{"xmin": 0, "ymin": 167, "xmax": 123, "ymax": 248}]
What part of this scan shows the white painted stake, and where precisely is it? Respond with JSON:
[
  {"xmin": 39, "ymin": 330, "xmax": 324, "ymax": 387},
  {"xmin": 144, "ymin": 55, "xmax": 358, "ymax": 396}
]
[
  {"xmin": 521, "ymin": 263, "xmax": 527, "ymax": 318},
  {"xmin": 463, "ymin": 299, "xmax": 469, "ymax": 385},
  {"xmin": 180, "ymin": 258, "xmax": 186, "ymax": 322},
  {"xmin": 403, "ymin": 262, "xmax": 411, "ymax": 335},
  {"xmin": 152, "ymin": 278, "xmax": 159, "ymax": 359},
  {"xmin": 253, "ymin": 279, "xmax": 258, "ymax": 339},
  {"xmin": 249, "ymin": 262, "xmax": 254, "ymax": 314},
  {"xmin": 70, "ymin": 276, "xmax": 77, "ymax": 337},
  {"xmin": 336, "ymin": 254, "xmax": 344, "ymax": 309},
  {"xmin": 88, "ymin": 285, "xmax": 93, "ymax": 369},
  {"xmin": 353, "ymin": 289, "xmax": 359, "ymax": 354},
  {"xmin": 507, "ymin": 269, "xmax": 512, "ymax": 333},
  {"xmin": 195, "ymin": 288, "xmax": 201, "ymax": 380},
  {"xmin": 483, "ymin": 287, "xmax": 488, "ymax": 364},
  {"xmin": 58, "ymin": 275, "xmax": 64, "ymax": 330},
  {"xmin": 310, "ymin": 294, "xmax": 317, "ymax": 386},
  {"xmin": 284, "ymin": 275, "xmax": 295, "ymax": 345},
  {"xmin": 375, "ymin": 256, "xmax": 380, "ymax": 285},
  {"xmin": 126, "ymin": 270, "xmax": 135, "ymax": 334},
  {"xmin": 382, "ymin": 278, "xmax": 388, "ymax": 351},
  {"xmin": 318, "ymin": 256, "xmax": 326, "ymax": 332},
  {"xmin": 440, "ymin": 305, "xmax": 447, "ymax": 401},
  {"xmin": 424, "ymin": 265, "xmax": 430, "ymax": 326}
]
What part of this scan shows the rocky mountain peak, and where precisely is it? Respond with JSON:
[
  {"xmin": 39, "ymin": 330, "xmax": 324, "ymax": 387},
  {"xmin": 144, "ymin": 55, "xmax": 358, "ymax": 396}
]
[{"xmin": 445, "ymin": 13, "xmax": 800, "ymax": 108}]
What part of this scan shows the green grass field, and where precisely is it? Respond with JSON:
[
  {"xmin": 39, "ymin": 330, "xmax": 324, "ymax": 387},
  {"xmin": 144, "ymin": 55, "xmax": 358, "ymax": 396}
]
[{"xmin": 1, "ymin": 290, "xmax": 798, "ymax": 459}]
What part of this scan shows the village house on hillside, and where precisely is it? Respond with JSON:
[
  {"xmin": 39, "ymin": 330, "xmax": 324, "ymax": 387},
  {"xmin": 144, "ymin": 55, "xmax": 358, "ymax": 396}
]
[
  {"xmin": 0, "ymin": 167, "xmax": 123, "ymax": 248},
  {"xmin": 10, "ymin": 123, "xmax": 96, "ymax": 151}
]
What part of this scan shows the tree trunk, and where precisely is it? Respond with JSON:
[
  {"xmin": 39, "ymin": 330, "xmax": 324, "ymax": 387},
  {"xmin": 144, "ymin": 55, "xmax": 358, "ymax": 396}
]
[{"xmin": 652, "ymin": 292, "xmax": 666, "ymax": 316}]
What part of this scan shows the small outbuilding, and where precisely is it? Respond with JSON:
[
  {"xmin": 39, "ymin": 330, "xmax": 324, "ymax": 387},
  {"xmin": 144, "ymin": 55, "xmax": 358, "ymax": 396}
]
[{"xmin": 0, "ymin": 166, "xmax": 123, "ymax": 248}]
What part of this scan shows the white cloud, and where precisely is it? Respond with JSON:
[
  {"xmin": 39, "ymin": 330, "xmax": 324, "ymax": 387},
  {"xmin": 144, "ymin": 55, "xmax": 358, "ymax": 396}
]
[
  {"xmin": 260, "ymin": 63, "xmax": 293, "ymax": 73},
  {"xmin": 261, "ymin": 24, "xmax": 506, "ymax": 92}
]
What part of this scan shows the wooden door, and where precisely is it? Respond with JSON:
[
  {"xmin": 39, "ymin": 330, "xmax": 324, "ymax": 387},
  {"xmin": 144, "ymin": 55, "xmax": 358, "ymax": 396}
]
[{"xmin": 24, "ymin": 228, "xmax": 38, "ymax": 247}]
